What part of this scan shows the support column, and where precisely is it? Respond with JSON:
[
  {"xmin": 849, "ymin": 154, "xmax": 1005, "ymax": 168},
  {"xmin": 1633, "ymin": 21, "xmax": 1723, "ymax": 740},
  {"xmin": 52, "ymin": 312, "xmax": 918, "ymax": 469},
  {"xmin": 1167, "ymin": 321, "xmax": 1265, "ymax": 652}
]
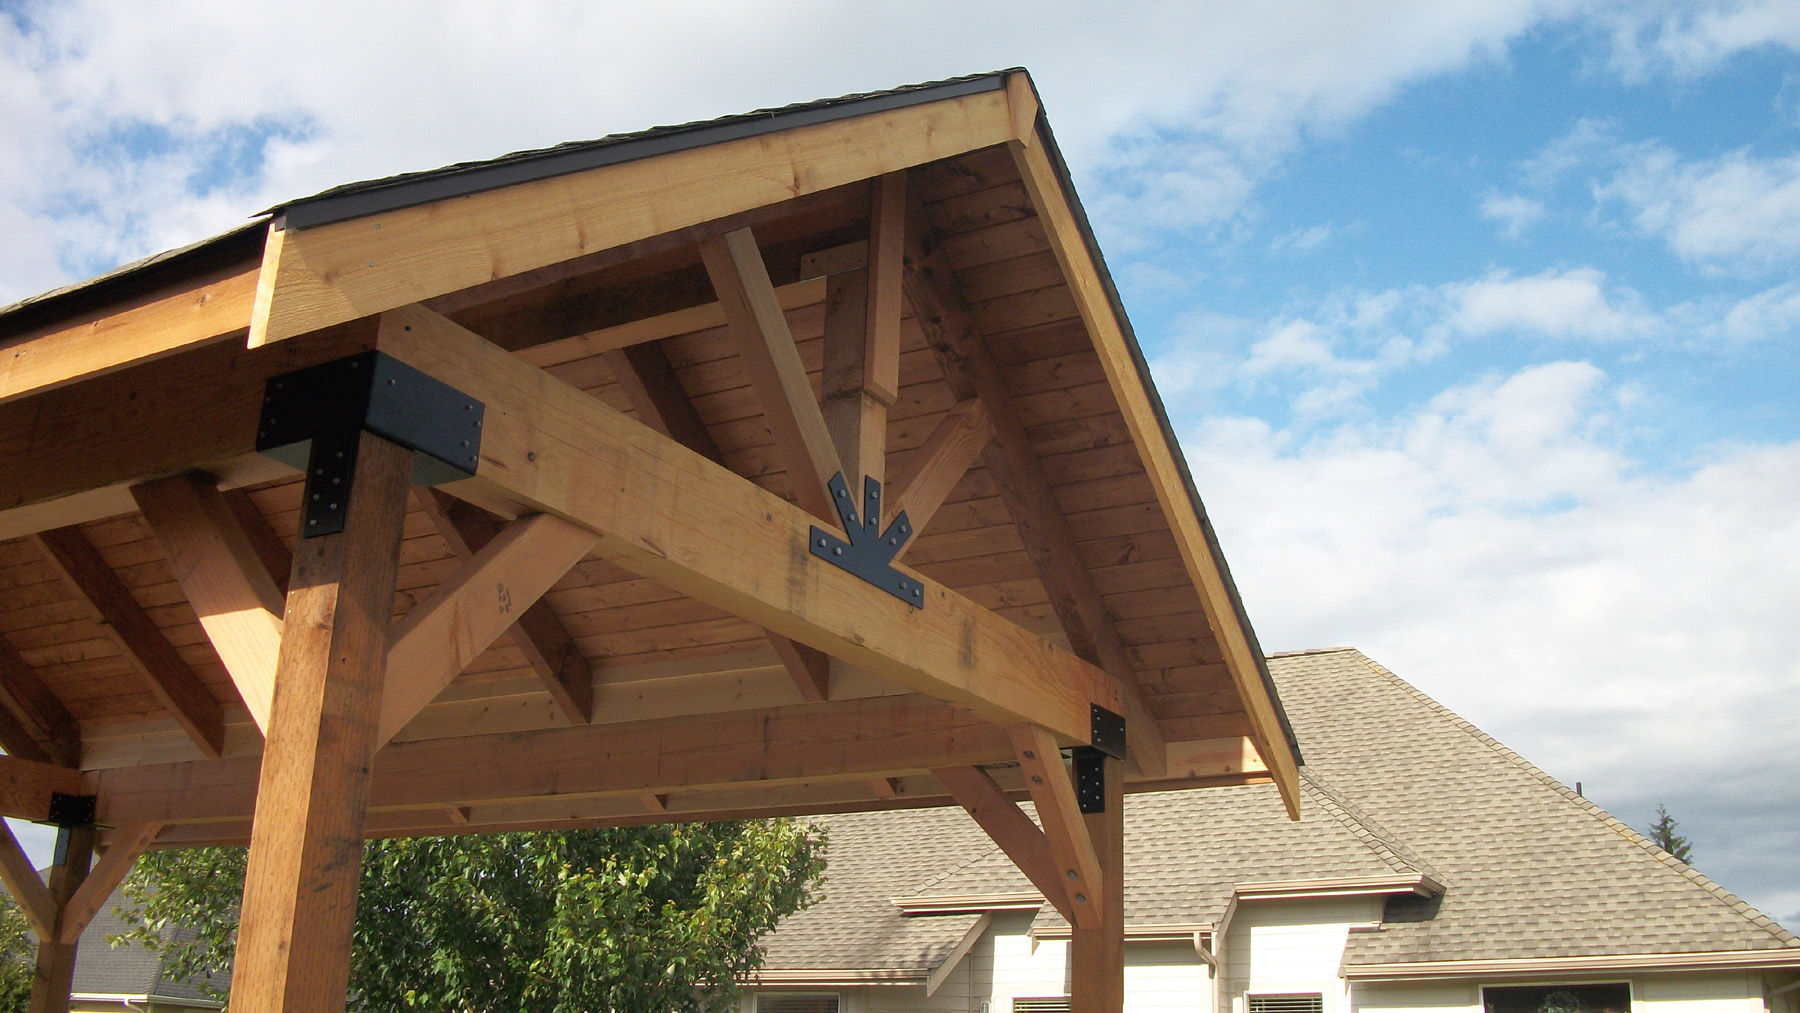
[
  {"xmin": 26, "ymin": 824, "xmax": 94, "ymax": 1013},
  {"xmin": 229, "ymin": 431, "xmax": 413, "ymax": 1013},
  {"xmin": 1070, "ymin": 755, "xmax": 1124, "ymax": 1012}
]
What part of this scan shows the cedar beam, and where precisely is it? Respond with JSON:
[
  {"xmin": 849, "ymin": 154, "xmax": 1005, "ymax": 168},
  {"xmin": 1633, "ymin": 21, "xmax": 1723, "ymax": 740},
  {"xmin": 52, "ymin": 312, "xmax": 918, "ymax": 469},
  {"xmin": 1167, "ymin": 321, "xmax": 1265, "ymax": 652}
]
[
  {"xmin": 0, "ymin": 820, "xmax": 55, "ymax": 940},
  {"xmin": 1009, "ymin": 724, "xmax": 1104, "ymax": 929},
  {"xmin": 376, "ymin": 304, "xmax": 1123, "ymax": 746},
  {"xmin": 26, "ymin": 824, "xmax": 93, "ymax": 1013},
  {"xmin": 131, "ymin": 473, "xmax": 287, "ymax": 734},
  {"xmin": 700, "ymin": 228, "xmax": 844, "ymax": 520},
  {"xmin": 0, "ymin": 755, "xmax": 86, "ymax": 822},
  {"xmin": 378, "ymin": 512, "xmax": 598, "ymax": 745},
  {"xmin": 1071, "ymin": 754, "xmax": 1125, "ymax": 1011},
  {"xmin": 901, "ymin": 192, "xmax": 1167, "ymax": 777},
  {"xmin": 602, "ymin": 341, "xmax": 835, "ymax": 704},
  {"xmin": 222, "ymin": 488, "xmax": 293, "ymax": 597},
  {"xmin": 230, "ymin": 432, "xmax": 413, "ymax": 1013},
  {"xmin": 95, "ymin": 694, "xmax": 1013, "ymax": 825},
  {"xmin": 57, "ymin": 822, "xmax": 161, "ymax": 944},
  {"xmin": 885, "ymin": 398, "xmax": 992, "ymax": 554},
  {"xmin": 933, "ymin": 764, "xmax": 1076, "ymax": 921},
  {"xmin": 415, "ymin": 491, "xmax": 594, "ymax": 725},
  {"xmin": 0, "ymin": 636, "xmax": 80, "ymax": 768},
  {"xmin": 30, "ymin": 527, "xmax": 224, "ymax": 757}
]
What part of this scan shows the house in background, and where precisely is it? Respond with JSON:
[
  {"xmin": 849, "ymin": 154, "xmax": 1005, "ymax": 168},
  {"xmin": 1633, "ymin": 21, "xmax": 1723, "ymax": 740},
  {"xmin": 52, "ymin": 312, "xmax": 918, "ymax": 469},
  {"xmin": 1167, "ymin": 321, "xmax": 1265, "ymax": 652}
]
[
  {"xmin": 56, "ymin": 900, "xmax": 224, "ymax": 1012},
  {"xmin": 743, "ymin": 648, "xmax": 1800, "ymax": 1013}
]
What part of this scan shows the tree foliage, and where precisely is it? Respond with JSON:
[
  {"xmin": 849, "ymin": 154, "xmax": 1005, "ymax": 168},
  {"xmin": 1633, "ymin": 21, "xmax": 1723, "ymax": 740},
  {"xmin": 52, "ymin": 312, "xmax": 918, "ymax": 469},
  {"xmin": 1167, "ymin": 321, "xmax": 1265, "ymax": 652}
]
[
  {"xmin": 1646, "ymin": 802, "xmax": 1693, "ymax": 864},
  {"xmin": 0, "ymin": 891, "xmax": 33, "ymax": 1013},
  {"xmin": 118, "ymin": 820, "xmax": 826, "ymax": 1012}
]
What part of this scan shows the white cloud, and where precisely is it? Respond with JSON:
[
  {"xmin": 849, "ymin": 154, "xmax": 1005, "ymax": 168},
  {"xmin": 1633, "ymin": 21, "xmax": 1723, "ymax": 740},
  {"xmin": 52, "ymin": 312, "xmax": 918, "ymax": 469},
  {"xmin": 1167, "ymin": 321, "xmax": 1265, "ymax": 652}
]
[
  {"xmin": 1177, "ymin": 362, "xmax": 1800, "ymax": 920},
  {"xmin": 1443, "ymin": 267, "xmax": 1659, "ymax": 339},
  {"xmin": 1598, "ymin": 144, "xmax": 1800, "ymax": 270},
  {"xmin": 1269, "ymin": 223, "xmax": 1334, "ymax": 254},
  {"xmin": 1600, "ymin": 0, "xmax": 1800, "ymax": 81},
  {"xmin": 0, "ymin": 0, "xmax": 1580, "ymax": 300},
  {"xmin": 1479, "ymin": 192, "xmax": 1545, "ymax": 238}
]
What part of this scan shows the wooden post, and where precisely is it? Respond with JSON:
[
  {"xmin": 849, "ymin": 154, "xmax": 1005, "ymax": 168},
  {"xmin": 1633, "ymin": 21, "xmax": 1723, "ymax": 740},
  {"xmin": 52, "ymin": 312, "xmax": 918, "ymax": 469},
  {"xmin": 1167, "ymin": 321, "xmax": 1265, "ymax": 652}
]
[
  {"xmin": 26, "ymin": 824, "xmax": 94, "ymax": 1013},
  {"xmin": 229, "ymin": 431, "xmax": 414, "ymax": 1013},
  {"xmin": 1070, "ymin": 756, "xmax": 1124, "ymax": 1012}
]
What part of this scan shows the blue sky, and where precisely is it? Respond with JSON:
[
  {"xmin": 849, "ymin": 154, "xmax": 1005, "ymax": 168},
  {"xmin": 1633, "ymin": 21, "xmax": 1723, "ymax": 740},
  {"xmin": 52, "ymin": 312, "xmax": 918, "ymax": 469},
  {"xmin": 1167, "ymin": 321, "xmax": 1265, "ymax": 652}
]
[{"xmin": 1, "ymin": 1, "xmax": 1797, "ymax": 929}]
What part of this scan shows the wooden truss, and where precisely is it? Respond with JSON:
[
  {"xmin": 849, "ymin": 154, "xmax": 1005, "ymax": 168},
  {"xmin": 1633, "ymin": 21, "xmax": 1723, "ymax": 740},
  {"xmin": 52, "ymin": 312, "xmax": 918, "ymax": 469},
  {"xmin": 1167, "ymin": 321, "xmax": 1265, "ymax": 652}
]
[{"xmin": 0, "ymin": 71, "xmax": 1297, "ymax": 1013}]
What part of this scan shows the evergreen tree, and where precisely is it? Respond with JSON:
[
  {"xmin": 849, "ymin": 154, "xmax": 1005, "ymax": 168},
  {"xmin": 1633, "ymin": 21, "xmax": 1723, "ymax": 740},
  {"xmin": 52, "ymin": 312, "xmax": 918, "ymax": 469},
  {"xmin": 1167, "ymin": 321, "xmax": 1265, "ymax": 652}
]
[
  {"xmin": 1647, "ymin": 802, "xmax": 1693, "ymax": 864},
  {"xmin": 118, "ymin": 820, "xmax": 825, "ymax": 1012}
]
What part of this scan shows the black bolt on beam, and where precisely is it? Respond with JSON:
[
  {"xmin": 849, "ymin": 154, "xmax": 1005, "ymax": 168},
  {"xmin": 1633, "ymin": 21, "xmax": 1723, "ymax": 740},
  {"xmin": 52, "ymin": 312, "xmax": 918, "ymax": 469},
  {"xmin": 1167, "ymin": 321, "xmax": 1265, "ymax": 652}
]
[
  {"xmin": 257, "ymin": 351, "xmax": 485, "ymax": 538},
  {"xmin": 1073, "ymin": 705, "xmax": 1125, "ymax": 814},
  {"xmin": 809, "ymin": 473, "xmax": 923, "ymax": 609},
  {"xmin": 45, "ymin": 792, "xmax": 96, "ymax": 828}
]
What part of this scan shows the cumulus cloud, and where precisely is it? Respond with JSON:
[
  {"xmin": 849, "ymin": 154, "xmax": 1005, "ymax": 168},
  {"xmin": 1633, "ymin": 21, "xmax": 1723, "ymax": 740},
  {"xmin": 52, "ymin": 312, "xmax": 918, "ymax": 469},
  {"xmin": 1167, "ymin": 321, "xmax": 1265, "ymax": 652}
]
[
  {"xmin": 0, "ymin": 0, "xmax": 1578, "ymax": 300},
  {"xmin": 1443, "ymin": 268, "xmax": 1660, "ymax": 339},
  {"xmin": 1176, "ymin": 362, "xmax": 1800, "ymax": 920},
  {"xmin": 1479, "ymin": 192, "xmax": 1545, "ymax": 238},
  {"xmin": 1599, "ymin": 0, "xmax": 1800, "ymax": 81},
  {"xmin": 1597, "ymin": 144, "xmax": 1800, "ymax": 270}
]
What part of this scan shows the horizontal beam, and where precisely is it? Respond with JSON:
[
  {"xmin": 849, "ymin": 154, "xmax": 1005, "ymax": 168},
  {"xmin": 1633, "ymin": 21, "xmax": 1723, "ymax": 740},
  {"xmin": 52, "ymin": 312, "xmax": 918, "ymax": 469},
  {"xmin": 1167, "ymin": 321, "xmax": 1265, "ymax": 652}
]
[
  {"xmin": 0, "ymin": 262, "xmax": 259, "ymax": 405},
  {"xmin": 376, "ymin": 304, "xmax": 1123, "ymax": 745},
  {"xmin": 250, "ymin": 86, "xmax": 1015, "ymax": 345},
  {"xmin": 0, "ymin": 319, "xmax": 378, "ymax": 537},
  {"xmin": 93, "ymin": 694, "xmax": 1013, "ymax": 825},
  {"xmin": 0, "ymin": 754, "xmax": 86, "ymax": 821}
]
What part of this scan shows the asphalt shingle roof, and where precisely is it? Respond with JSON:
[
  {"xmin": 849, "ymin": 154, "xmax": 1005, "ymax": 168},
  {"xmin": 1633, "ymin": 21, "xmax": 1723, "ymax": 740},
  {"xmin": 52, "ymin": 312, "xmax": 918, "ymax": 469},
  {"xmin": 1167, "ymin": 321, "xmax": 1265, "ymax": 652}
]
[{"xmin": 761, "ymin": 648, "xmax": 1798, "ymax": 972}]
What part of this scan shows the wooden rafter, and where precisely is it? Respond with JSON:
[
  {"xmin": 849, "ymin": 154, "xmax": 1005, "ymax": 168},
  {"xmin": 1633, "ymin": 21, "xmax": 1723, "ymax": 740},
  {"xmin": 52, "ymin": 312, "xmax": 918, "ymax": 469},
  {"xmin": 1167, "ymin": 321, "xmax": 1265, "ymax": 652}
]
[
  {"xmin": 901, "ymin": 192, "xmax": 1168, "ymax": 777},
  {"xmin": 377, "ymin": 304, "xmax": 1123, "ymax": 745},
  {"xmin": 602, "ymin": 341, "xmax": 834, "ymax": 704},
  {"xmin": 1006, "ymin": 125, "xmax": 1301, "ymax": 816},
  {"xmin": 0, "ymin": 634, "xmax": 81, "ymax": 767},
  {"xmin": 414, "ymin": 490, "xmax": 594, "ymax": 725},
  {"xmin": 131, "ymin": 473, "xmax": 286, "ymax": 734},
  {"xmin": 379, "ymin": 512, "xmax": 598, "ymax": 745},
  {"xmin": 700, "ymin": 227, "xmax": 844, "ymax": 520},
  {"xmin": 30, "ymin": 526, "xmax": 224, "ymax": 757}
]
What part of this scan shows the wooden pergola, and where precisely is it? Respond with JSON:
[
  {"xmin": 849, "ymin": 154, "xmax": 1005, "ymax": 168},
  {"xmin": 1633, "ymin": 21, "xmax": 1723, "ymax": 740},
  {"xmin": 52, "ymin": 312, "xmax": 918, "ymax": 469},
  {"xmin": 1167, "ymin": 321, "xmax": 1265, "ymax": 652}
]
[{"xmin": 0, "ymin": 70, "xmax": 1299, "ymax": 1012}]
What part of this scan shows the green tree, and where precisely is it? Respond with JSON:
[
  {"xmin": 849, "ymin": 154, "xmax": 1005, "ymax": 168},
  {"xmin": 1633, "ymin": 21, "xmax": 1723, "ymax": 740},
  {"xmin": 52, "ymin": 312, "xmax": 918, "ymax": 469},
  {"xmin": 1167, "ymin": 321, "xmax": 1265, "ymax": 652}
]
[
  {"xmin": 1646, "ymin": 802, "xmax": 1693, "ymax": 864},
  {"xmin": 118, "ymin": 820, "xmax": 825, "ymax": 1012},
  {"xmin": 0, "ymin": 890, "xmax": 33, "ymax": 1012}
]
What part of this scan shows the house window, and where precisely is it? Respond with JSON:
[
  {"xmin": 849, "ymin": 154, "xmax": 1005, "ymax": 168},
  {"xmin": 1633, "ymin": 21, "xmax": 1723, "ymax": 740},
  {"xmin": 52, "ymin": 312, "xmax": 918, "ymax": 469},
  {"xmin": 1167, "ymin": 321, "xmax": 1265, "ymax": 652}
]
[
  {"xmin": 755, "ymin": 994, "xmax": 840, "ymax": 1013},
  {"xmin": 1013, "ymin": 999, "xmax": 1073, "ymax": 1013},
  {"xmin": 1484, "ymin": 983, "xmax": 1632, "ymax": 1013},
  {"xmin": 1249, "ymin": 994, "xmax": 1326, "ymax": 1013}
]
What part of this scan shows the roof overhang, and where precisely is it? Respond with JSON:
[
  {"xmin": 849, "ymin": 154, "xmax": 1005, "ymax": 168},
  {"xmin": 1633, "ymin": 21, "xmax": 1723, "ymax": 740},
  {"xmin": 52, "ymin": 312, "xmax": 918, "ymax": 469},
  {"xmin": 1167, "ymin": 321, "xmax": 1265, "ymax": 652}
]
[
  {"xmin": 891, "ymin": 890, "xmax": 1046, "ymax": 915},
  {"xmin": 1342, "ymin": 948, "xmax": 1800, "ymax": 980},
  {"xmin": 1237, "ymin": 873, "xmax": 1444, "ymax": 901}
]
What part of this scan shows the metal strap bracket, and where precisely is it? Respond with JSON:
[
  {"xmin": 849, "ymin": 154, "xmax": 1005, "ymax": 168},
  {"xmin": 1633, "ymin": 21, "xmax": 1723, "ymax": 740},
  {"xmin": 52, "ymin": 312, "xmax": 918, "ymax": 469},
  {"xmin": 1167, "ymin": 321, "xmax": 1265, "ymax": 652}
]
[{"xmin": 808, "ymin": 473, "xmax": 924, "ymax": 609}]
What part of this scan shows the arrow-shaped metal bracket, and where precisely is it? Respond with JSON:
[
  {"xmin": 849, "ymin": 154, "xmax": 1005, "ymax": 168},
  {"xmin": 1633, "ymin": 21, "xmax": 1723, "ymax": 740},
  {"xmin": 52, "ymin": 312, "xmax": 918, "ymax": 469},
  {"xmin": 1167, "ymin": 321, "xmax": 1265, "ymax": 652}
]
[{"xmin": 809, "ymin": 473, "xmax": 924, "ymax": 609}]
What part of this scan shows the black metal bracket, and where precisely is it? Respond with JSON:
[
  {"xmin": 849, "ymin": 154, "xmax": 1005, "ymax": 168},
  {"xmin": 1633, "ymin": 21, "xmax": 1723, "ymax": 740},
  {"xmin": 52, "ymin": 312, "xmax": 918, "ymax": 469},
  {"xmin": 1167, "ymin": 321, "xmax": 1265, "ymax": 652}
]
[
  {"xmin": 1072, "ymin": 705, "xmax": 1126, "ymax": 814},
  {"xmin": 808, "ymin": 473, "xmax": 923, "ymax": 608},
  {"xmin": 258, "ymin": 352, "xmax": 485, "ymax": 538},
  {"xmin": 45, "ymin": 792, "xmax": 95, "ymax": 828}
]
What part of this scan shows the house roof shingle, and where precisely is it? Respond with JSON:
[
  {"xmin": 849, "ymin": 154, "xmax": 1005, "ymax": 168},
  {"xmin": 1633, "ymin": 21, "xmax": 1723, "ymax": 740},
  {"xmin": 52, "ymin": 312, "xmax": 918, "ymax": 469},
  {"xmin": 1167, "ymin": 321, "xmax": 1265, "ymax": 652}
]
[{"xmin": 761, "ymin": 648, "xmax": 1798, "ymax": 973}]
